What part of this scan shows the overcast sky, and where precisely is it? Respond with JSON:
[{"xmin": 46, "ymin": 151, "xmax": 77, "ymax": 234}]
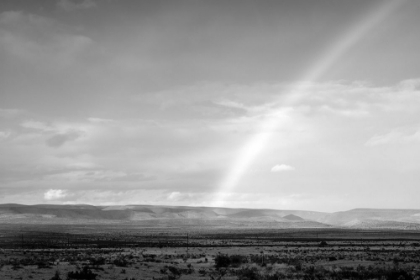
[{"xmin": 1, "ymin": 0, "xmax": 419, "ymax": 211}]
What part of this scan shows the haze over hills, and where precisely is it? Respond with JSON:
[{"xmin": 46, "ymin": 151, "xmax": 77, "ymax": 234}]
[{"xmin": 0, "ymin": 204, "xmax": 419, "ymax": 230}]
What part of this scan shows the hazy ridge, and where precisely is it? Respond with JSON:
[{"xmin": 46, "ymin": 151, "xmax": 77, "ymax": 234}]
[{"xmin": 1, "ymin": 204, "xmax": 419, "ymax": 229}]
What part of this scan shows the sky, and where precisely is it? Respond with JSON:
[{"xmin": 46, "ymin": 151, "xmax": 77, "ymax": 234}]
[{"xmin": 0, "ymin": 0, "xmax": 420, "ymax": 212}]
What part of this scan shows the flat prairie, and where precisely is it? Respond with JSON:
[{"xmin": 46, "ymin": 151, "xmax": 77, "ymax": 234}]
[{"xmin": 1, "ymin": 224, "xmax": 420, "ymax": 280}]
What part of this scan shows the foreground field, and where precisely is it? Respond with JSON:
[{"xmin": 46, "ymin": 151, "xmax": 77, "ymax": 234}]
[
  {"xmin": 1, "ymin": 226, "xmax": 420, "ymax": 280},
  {"xmin": 1, "ymin": 243, "xmax": 420, "ymax": 279}
]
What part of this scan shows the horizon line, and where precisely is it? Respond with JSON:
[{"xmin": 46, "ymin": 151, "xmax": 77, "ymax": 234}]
[{"xmin": 1, "ymin": 203, "xmax": 419, "ymax": 213}]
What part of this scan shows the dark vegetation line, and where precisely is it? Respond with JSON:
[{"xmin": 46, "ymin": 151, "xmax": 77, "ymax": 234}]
[{"xmin": 1, "ymin": 232, "xmax": 420, "ymax": 249}]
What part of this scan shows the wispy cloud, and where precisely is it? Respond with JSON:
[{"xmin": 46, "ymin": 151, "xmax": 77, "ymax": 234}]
[
  {"xmin": 271, "ymin": 164, "xmax": 295, "ymax": 172},
  {"xmin": 0, "ymin": 11, "xmax": 94, "ymax": 67},
  {"xmin": 43, "ymin": 170, "xmax": 152, "ymax": 183},
  {"xmin": 20, "ymin": 120, "xmax": 86, "ymax": 147},
  {"xmin": 366, "ymin": 128, "xmax": 420, "ymax": 146},
  {"xmin": 57, "ymin": 0, "xmax": 97, "ymax": 12},
  {"xmin": 21, "ymin": 120, "xmax": 55, "ymax": 132},
  {"xmin": 0, "ymin": 131, "xmax": 11, "ymax": 138},
  {"xmin": 0, "ymin": 108, "xmax": 24, "ymax": 119},
  {"xmin": 46, "ymin": 131, "xmax": 82, "ymax": 148}
]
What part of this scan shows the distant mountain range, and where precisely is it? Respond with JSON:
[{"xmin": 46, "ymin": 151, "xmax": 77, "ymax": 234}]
[{"xmin": 1, "ymin": 204, "xmax": 420, "ymax": 229}]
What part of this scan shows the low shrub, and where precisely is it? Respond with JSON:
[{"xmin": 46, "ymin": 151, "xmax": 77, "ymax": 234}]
[
  {"xmin": 214, "ymin": 254, "xmax": 231, "ymax": 268},
  {"xmin": 67, "ymin": 266, "xmax": 97, "ymax": 280}
]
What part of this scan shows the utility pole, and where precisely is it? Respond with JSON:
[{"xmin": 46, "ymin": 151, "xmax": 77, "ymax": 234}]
[
  {"xmin": 187, "ymin": 233, "xmax": 189, "ymax": 256},
  {"xmin": 261, "ymin": 251, "xmax": 264, "ymax": 266}
]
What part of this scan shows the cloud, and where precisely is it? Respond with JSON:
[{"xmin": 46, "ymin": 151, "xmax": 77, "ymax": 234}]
[
  {"xmin": 0, "ymin": 108, "xmax": 24, "ymax": 119},
  {"xmin": 215, "ymin": 99, "xmax": 247, "ymax": 110},
  {"xmin": 21, "ymin": 120, "xmax": 55, "ymax": 131},
  {"xmin": 365, "ymin": 128, "xmax": 420, "ymax": 146},
  {"xmin": 46, "ymin": 131, "xmax": 81, "ymax": 147},
  {"xmin": 131, "ymin": 83, "xmax": 283, "ymax": 121},
  {"xmin": 58, "ymin": 189, "xmax": 169, "ymax": 206},
  {"xmin": 42, "ymin": 169, "xmax": 153, "ymax": 183},
  {"xmin": 0, "ymin": 131, "xmax": 11, "ymax": 139},
  {"xmin": 168, "ymin": 192, "xmax": 182, "ymax": 201},
  {"xmin": 87, "ymin": 117, "xmax": 116, "ymax": 124},
  {"xmin": 0, "ymin": 11, "xmax": 94, "ymax": 67},
  {"xmin": 318, "ymin": 105, "xmax": 369, "ymax": 118},
  {"xmin": 271, "ymin": 164, "xmax": 295, "ymax": 172},
  {"xmin": 1, "ymin": 79, "xmax": 420, "ymax": 209},
  {"xmin": 19, "ymin": 120, "xmax": 86, "ymax": 147},
  {"xmin": 44, "ymin": 189, "xmax": 67, "ymax": 200},
  {"xmin": 57, "ymin": 0, "xmax": 97, "ymax": 12}
]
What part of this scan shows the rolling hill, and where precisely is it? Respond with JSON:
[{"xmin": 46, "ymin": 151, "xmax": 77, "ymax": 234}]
[{"xmin": 0, "ymin": 204, "xmax": 419, "ymax": 229}]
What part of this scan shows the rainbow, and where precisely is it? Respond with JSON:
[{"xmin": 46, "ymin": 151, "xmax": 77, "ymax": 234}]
[{"xmin": 212, "ymin": 0, "xmax": 407, "ymax": 207}]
